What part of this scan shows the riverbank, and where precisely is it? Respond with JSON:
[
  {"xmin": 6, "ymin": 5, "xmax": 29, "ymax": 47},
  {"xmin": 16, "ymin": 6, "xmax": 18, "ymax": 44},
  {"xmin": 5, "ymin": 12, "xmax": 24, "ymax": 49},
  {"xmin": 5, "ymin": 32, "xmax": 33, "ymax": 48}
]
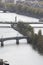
[
  {"xmin": 7, "ymin": 4, "xmax": 43, "ymax": 19},
  {"xmin": 0, "ymin": 13, "xmax": 39, "ymax": 22},
  {"xmin": 0, "ymin": 4, "xmax": 43, "ymax": 19}
]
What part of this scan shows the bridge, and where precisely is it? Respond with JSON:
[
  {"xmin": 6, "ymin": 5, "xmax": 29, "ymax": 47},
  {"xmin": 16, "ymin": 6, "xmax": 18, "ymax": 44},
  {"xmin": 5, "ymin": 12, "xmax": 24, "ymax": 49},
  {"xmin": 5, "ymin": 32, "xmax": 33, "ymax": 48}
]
[
  {"xmin": 0, "ymin": 36, "xmax": 30, "ymax": 47},
  {"xmin": 0, "ymin": 21, "xmax": 43, "ymax": 24},
  {"xmin": 0, "ymin": 21, "xmax": 43, "ymax": 28},
  {"xmin": 0, "ymin": 21, "xmax": 43, "ymax": 47}
]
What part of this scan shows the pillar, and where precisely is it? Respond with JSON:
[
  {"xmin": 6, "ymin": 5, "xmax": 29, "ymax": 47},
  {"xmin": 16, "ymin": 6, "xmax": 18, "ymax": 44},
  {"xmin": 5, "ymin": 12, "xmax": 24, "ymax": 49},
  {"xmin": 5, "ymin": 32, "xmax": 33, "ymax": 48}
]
[
  {"xmin": 16, "ymin": 39, "xmax": 19, "ymax": 45},
  {"xmin": 1, "ymin": 39, "xmax": 4, "ymax": 47},
  {"xmin": 27, "ymin": 38, "xmax": 29, "ymax": 44},
  {"xmin": 27, "ymin": 37, "xmax": 31, "ymax": 44}
]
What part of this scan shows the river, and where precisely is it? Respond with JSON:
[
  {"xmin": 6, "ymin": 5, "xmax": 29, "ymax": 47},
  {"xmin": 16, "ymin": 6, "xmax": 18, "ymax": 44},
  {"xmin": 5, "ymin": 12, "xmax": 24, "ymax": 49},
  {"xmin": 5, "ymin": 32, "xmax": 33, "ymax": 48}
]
[{"xmin": 0, "ymin": 13, "xmax": 43, "ymax": 65}]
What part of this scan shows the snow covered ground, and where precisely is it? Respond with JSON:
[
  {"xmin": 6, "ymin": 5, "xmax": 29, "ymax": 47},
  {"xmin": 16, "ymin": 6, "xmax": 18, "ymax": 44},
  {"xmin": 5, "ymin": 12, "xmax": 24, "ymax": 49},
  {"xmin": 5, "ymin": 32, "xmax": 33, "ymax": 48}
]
[
  {"xmin": 0, "ymin": 44, "xmax": 43, "ymax": 65},
  {"xmin": 0, "ymin": 13, "xmax": 43, "ymax": 65},
  {"xmin": 0, "ymin": 13, "xmax": 39, "ymax": 22}
]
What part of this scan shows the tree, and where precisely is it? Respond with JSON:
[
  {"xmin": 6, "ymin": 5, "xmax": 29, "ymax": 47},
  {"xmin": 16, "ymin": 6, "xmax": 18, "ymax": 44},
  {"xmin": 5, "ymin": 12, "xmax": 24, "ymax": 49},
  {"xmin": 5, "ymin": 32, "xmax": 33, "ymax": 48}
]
[
  {"xmin": 32, "ymin": 34, "xmax": 38, "ymax": 49},
  {"xmin": 17, "ymin": 21, "xmax": 34, "ymax": 36},
  {"xmin": 17, "ymin": 22, "xmax": 25, "ymax": 35},
  {"xmin": 38, "ymin": 29, "xmax": 42, "ymax": 36},
  {"xmin": 37, "ymin": 30, "xmax": 43, "ymax": 54}
]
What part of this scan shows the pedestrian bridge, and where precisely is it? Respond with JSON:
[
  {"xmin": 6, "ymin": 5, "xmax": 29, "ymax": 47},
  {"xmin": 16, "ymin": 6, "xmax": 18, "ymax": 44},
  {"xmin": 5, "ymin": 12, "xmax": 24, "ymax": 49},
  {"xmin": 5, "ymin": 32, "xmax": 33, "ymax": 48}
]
[{"xmin": 0, "ymin": 36, "xmax": 30, "ymax": 47}]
